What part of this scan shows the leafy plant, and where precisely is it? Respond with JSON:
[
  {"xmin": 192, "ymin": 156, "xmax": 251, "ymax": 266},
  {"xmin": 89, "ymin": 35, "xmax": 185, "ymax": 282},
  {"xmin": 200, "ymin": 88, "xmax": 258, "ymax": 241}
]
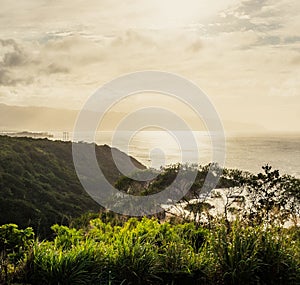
[{"xmin": 0, "ymin": 223, "xmax": 34, "ymax": 283}]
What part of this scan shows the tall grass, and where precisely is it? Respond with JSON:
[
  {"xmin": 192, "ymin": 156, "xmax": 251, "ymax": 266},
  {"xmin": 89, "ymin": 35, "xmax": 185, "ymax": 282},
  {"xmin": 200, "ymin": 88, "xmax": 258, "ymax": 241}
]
[
  {"xmin": 4, "ymin": 218, "xmax": 300, "ymax": 285},
  {"xmin": 208, "ymin": 222, "xmax": 261, "ymax": 284},
  {"xmin": 207, "ymin": 220, "xmax": 300, "ymax": 285},
  {"xmin": 28, "ymin": 243, "xmax": 98, "ymax": 284}
]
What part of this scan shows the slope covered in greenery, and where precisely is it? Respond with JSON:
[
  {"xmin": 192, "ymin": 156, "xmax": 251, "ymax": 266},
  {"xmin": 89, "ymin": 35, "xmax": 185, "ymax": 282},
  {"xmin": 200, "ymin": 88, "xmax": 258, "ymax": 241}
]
[
  {"xmin": 0, "ymin": 136, "xmax": 300, "ymax": 284},
  {"xmin": 0, "ymin": 136, "xmax": 145, "ymax": 237}
]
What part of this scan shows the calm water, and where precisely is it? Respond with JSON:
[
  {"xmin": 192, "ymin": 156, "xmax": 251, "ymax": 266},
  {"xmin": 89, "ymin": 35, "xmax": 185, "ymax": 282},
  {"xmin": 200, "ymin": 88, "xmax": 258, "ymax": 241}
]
[
  {"xmin": 225, "ymin": 134, "xmax": 300, "ymax": 177},
  {"xmin": 55, "ymin": 131, "xmax": 300, "ymax": 177}
]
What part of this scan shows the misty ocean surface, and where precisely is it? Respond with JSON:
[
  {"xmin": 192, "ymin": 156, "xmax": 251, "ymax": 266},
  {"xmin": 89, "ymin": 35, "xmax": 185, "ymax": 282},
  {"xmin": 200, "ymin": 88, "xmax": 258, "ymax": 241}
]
[{"xmin": 63, "ymin": 131, "xmax": 300, "ymax": 177}]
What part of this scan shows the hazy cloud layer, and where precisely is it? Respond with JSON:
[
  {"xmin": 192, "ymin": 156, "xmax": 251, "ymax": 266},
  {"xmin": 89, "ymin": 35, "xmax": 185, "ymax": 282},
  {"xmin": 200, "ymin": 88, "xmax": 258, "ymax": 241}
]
[{"xmin": 0, "ymin": 0, "xmax": 299, "ymax": 131}]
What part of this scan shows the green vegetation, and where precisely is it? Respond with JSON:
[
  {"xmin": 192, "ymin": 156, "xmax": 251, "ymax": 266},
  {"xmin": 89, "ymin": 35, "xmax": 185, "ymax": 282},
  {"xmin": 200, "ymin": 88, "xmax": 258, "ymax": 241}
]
[
  {"xmin": 116, "ymin": 163, "xmax": 300, "ymax": 227},
  {"xmin": 0, "ymin": 136, "xmax": 145, "ymax": 237},
  {"xmin": 0, "ymin": 218, "xmax": 299, "ymax": 284},
  {"xmin": 0, "ymin": 136, "xmax": 299, "ymax": 284}
]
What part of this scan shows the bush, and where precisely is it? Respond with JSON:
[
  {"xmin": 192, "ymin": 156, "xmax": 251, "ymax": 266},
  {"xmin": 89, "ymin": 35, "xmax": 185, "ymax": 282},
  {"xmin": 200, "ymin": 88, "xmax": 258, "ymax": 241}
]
[
  {"xmin": 1, "ymin": 218, "xmax": 299, "ymax": 284},
  {"xmin": 28, "ymin": 242, "xmax": 100, "ymax": 285},
  {"xmin": 0, "ymin": 224, "xmax": 34, "ymax": 283},
  {"xmin": 206, "ymin": 220, "xmax": 300, "ymax": 285}
]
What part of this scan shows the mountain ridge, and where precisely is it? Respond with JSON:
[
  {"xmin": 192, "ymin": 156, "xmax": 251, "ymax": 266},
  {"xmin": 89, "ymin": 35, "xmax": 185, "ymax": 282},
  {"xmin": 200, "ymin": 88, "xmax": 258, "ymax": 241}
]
[{"xmin": 0, "ymin": 103, "xmax": 266, "ymax": 132}]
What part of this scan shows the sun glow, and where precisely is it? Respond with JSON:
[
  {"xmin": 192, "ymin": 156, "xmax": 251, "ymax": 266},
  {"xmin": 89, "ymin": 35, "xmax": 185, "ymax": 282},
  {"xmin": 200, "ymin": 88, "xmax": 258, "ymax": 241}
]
[{"xmin": 144, "ymin": 0, "xmax": 238, "ymax": 29}]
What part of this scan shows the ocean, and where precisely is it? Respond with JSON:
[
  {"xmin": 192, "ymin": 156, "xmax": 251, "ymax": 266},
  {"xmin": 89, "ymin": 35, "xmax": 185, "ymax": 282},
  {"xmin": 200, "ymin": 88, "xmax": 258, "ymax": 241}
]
[{"xmin": 55, "ymin": 131, "xmax": 300, "ymax": 178}]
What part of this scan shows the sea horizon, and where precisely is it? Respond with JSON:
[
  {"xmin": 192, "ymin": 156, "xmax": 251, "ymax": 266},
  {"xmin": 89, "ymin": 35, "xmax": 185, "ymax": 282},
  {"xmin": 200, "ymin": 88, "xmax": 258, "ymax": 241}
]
[{"xmin": 4, "ymin": 129, "xmax": 298, "ymax": 178}]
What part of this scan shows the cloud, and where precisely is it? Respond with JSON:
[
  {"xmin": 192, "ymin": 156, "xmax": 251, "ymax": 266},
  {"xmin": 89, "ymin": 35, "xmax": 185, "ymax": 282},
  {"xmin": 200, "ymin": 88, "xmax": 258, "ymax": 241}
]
[
  {"xmin": 186, "ymin": 40, "xmax": 203, "ymax": 53},
  {"xmin": 0, "ymin": 0, "xmax": 299, "ymax": 132},
  {"xmin": 0, "ymin": 39, "xmax": 33, "ymax": 86},
  {"xmin": 0, "ymin": 39, "xmax": 27, "ymax": 67},
  {"xmin": 0, "ymin": 39, "xmax": 20, "ymax": 51},
  {"xmin": 0, "ymin": 36, "xmax": 76, "ymax": 86},
  {"xmin": 254, "ymin": 35, "xmax": 281, "ymax": 46},
  {"xmin": 284, "ymin": 36, "xmax": 300, "ymax": 44},
  {"xmin": 0, "ymin": 69, "xmax": 13, "ymax": 86},
  {"xmin": 44, "ymin": 63, "xmax": 70, "ymax": 74},
  {"xmin": 3, "ymin": 51, "xmax": 26, "ymax": 67},
  {"xmin": 291, "ymin": 56, "xmax": 300, "ymax": 65},
  {"xmin": 269, "ymin": 75, "xmax": 300, "ymax": 97},
  {"xmin": 0, "ymin": 68, "xmax": 33, "ymax": 86}
]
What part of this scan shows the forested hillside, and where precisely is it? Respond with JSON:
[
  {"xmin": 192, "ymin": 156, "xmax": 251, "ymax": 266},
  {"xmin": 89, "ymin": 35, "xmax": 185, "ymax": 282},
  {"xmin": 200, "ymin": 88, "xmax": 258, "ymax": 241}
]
[{"xmin": 0, "ymin": 136, "xmax": 145, "ymax": 237}]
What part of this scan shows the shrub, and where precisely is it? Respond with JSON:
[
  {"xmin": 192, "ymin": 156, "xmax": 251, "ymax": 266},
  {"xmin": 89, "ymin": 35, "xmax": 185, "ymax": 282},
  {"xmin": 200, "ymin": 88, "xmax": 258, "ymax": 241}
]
[
  {"xmin": 2, "ymin": 217, "xmax": 299, "ymax": 284},
  {"xmin": 207, "ymin": 220, "xmax": 300, "ymax": 285}
]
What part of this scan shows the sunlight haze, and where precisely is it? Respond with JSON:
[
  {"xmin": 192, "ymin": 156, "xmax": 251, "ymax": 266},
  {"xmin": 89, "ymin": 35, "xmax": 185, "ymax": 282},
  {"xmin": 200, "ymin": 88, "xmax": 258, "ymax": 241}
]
[{"xmin": 0, "ymin": 0, "xmax": 299, "ymax": 132}]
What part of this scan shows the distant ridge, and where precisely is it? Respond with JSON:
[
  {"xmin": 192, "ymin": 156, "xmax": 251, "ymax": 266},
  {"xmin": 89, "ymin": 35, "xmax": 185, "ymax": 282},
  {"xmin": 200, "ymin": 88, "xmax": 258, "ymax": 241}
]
[
  {"xmin": 0, "ymin": 103, "xmax": 266, "ymax": 132},
  {"xmin": 0, "ymin": 103, "xmax": 77, "ymax": 131}
]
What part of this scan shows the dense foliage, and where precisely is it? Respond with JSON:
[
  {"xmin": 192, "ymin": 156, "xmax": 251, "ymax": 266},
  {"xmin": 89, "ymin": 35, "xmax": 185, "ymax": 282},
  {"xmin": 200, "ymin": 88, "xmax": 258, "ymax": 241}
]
[
  {"xmin": 0, "ymin": 136, "xmax": 144, "ymax": 237},
  {"xmin": 116, "ymin": 163, "xmax": 300, "ymax": 226},
  {"xmin": 0, "ymin": 218, "xmax": 299, "ymax": 285},
  {"xmin": 0, "ymin": 136, "xmax": 300, "ymax": 284}
]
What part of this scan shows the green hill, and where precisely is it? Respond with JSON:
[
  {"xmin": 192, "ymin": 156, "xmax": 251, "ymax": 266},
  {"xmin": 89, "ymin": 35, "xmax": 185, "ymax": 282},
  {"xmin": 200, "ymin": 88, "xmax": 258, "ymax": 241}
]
[{"xmin": 0, "ymin": 135, "xmax": 145, "ymax": 237}]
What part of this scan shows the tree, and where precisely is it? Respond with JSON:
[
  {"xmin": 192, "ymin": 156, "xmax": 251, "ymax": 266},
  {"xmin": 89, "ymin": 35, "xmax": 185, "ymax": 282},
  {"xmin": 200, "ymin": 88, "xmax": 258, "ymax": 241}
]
[{"xmin": 244, "ymin": 165, "xmax": 291, "ymax": 225}]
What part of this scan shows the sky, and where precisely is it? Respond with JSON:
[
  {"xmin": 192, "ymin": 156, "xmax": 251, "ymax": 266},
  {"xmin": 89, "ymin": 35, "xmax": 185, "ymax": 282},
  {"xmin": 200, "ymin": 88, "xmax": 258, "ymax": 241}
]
[{"xmin": 0, "ymin": 0, "xmax": 299, "ymax": 132}]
